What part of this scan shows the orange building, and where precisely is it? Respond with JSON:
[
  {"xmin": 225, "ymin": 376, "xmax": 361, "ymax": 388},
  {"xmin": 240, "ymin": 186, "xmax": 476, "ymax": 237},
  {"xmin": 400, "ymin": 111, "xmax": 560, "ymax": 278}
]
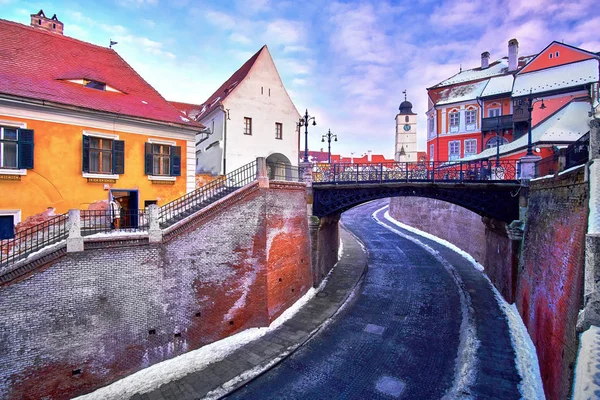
[
  {"xmin": 0, "ymin": 12, "xmax": 203, "ymax": 239},
  {"xmin": 426, "ymin": 39, "xmax": 598, "ymax": 166}
]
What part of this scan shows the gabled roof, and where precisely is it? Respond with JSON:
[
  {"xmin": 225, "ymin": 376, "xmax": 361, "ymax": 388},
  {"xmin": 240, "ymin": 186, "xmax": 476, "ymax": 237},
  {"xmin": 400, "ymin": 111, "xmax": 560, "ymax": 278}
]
[
  {"xmin": 193, "ymin": 45, "xmax": 267, "ymax": 121},
  {"xmin": 518, "ymin": 41, "xmax": 598, "ymax": 75},
  {"xmin": 430, "ymin": 55, "xmax": 535, "ymax": 89},
  {"xmin": 512, "ymin": 58, "xmax": 599, "ymax": 97},
  {"xmin": 0, "ymin": 18, "xmax": 201, "ymax": 128},
  {"xmin": 436, "ymin": 80, "xmax": 488, "ymax": 105}
]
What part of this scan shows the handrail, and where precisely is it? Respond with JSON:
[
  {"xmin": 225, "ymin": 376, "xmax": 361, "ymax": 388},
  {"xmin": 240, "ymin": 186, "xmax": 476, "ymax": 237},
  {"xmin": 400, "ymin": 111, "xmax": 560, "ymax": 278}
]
[{"xmin": 158, "ymin": 160, "xmax": 258, "ymax": 228}]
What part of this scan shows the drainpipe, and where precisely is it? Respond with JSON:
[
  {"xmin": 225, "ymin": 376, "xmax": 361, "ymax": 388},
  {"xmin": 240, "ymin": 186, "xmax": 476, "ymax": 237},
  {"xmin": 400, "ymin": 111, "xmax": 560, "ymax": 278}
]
[
  {"xmin": 477, "ymin": 97, "xmax": 484, "ymax": 153},
  {"xmin": 219, "ymin": 105, "xmax": 228, "ymax": 174}
]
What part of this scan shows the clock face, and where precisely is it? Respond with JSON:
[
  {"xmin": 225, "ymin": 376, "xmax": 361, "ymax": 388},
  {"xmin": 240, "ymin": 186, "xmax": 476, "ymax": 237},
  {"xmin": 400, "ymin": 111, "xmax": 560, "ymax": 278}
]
[{"xmin": 403, "ymin": 124, "xmax": 411, "ymax": 131}]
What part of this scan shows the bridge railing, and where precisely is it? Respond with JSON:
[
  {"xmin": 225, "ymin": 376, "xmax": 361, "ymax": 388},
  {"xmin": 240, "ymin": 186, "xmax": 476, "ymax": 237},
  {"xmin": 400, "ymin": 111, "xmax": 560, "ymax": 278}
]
[{"xmin": 311, "ymin": 160, "xmax": 518, "ymax": 184}]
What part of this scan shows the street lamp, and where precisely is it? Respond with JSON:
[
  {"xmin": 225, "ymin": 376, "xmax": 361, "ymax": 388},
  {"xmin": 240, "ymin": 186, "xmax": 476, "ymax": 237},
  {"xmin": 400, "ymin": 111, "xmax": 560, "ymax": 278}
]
[
  {"xmin": 299, "ymin": 109, "xmax": 316, "ymax": 162},
  {"xmin": 526, "ymin": 89, "xmax": 546, "ymax": 156},
  {"xmin": 321, "ymin": 129, "xmax": 337, "ymax": 164},
  {"xmin": 495, "ymin": 117, "xmax": 502, "ymax": 166}
]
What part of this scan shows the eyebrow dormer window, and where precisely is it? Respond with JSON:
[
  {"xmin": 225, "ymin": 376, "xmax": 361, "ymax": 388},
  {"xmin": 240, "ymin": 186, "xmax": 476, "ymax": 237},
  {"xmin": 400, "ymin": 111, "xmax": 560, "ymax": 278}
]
[{"xmin": 84, "ymin": 80, "xmax": 106, "ymax": 91}]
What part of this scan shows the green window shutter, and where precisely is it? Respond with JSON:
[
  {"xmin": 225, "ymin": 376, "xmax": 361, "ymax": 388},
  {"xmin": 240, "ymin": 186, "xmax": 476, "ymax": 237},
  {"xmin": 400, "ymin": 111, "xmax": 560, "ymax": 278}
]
[
  {"xmin": 170, "ymin": 145, "xmax": 181, "ymax": 176},
  {"xmin": 17, "ymin": 129, "xmax": 34, "ymax": 169},
  {"xmin": 82, "ymin": 135, "xmax": 90, "ymax": 172},
  {"xmin": 112, "ymin": 140, "xmax": 124, "ymax": 174},
  {"xmin": 144, "ymin": 143, "xmax": 153, "ymax": 175}
]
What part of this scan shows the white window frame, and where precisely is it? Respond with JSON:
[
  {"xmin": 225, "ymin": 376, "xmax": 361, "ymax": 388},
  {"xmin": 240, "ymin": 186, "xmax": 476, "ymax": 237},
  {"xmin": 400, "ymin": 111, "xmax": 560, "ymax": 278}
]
[
  {"xmin": 465, "ymin": 109, "xmax": 477, "ymax": 131},
  {"xmin": 449, "ymin": 111, "xmax": 460, "ymax": 133},
  {"xmin": 0, "ymin": 209, "xmax": 21, "ymax": 225},
  {"xmin": 0, "ymin": 120, "xmax": 27, "ymax": 176},
  {"xmin": 148, "ymin": 138, "xmax": 177, "ymax": 181},
  {"xmin": 82, "ymin": 130, "xmax": 120, "ymax": 179},
  {"xmin": 429, "ymin": 144, "xmax": 434, "ymax": 161},
  {"xmin": 448, "ymin": 140, "xmax": 460, "ymax": 160},
  {"xmin": 464, "ymin": 139, "xmax": 477, "ymax": 156},
  {"xmin": 488, "ymin": 108, "xmax": 501, "ymax": 117}
]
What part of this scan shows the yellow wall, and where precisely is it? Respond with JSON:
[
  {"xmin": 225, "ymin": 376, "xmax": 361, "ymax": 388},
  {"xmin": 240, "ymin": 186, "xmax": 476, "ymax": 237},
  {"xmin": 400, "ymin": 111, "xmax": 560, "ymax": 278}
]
[{"xmin": 0, "ymin": 115, "xmax": 189, "ymax": 220}]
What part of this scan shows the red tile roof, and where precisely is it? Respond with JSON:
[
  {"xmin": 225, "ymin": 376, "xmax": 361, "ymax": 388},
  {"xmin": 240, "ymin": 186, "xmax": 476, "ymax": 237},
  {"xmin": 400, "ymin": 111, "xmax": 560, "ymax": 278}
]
[
  {"xmin": 0, "ymin": 19, "xmax": 202, "ymax": 128},
  {"xmin": 191, "ymin": 45, "xmax": 266, "ymax": 121}
]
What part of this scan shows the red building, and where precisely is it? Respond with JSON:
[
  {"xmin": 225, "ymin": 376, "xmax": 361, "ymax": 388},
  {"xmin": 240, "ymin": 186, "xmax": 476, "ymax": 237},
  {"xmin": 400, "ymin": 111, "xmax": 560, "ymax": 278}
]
[{"xmin": 426, "ymin": 39, "xmax": 598, "ymax": 166}]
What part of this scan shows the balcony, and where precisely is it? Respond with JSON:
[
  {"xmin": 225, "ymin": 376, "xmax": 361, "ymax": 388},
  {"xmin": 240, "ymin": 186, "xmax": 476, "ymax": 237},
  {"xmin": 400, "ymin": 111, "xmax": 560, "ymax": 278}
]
[{"xmin": 482, "ymin": 115, "xmax": 513, "ymax": 132}]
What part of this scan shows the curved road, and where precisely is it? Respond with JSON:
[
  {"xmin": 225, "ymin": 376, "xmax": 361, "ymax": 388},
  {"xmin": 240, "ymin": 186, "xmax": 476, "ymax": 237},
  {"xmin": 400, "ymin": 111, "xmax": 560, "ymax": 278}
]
[{"xmin": 224, "ymin": 199, "xmax": 523, "ymax": 399}]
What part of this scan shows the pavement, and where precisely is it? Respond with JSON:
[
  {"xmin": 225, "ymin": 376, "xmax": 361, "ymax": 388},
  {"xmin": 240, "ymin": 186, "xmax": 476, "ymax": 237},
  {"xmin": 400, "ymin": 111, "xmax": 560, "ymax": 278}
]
[{"xmin": 131, "ymin": 225, "xmax": 368, "ymax": 400}]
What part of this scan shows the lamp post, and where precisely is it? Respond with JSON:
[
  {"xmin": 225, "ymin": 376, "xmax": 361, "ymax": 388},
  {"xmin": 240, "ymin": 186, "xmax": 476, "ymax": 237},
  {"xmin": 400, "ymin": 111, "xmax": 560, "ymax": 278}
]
[
  {"xmin": 299, "ymin": 109, "xmax": 316, "ymax": 162},
  {"xmin": 321, "ymin": 129, "xmax": 337, "ymax": 164},
  {"xmin": 495, "ymin": 117, "xmax": 501, "ymax": 166},
  {"xmin": 526, "ymin": 89, "xmax": 546, "ymax": 156}
]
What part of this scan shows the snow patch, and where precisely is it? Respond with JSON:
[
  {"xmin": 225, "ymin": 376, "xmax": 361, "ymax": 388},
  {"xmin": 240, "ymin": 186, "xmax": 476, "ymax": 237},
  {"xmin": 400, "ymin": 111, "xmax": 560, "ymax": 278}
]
[
  {"xmin": 558, "ymin": 164, "xmax": 585, "ymax": 176},
  {"xmin": 573, "ymin": 325, "xmax": 600, "ymax": 399}
]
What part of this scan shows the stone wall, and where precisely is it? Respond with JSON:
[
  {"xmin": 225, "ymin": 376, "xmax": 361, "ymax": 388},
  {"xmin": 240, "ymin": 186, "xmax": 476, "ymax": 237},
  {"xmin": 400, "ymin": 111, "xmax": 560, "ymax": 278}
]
[
  {"xmin": 516, "ymin": 168, "xmax": 587, "ymax": 400},
  {"xmin": 389, "ymin": 197, "xmax": 486, "ymax": 263},
  {"xmin": 0, "ymin": 182, "xmax": 312, "ymax": 400}
]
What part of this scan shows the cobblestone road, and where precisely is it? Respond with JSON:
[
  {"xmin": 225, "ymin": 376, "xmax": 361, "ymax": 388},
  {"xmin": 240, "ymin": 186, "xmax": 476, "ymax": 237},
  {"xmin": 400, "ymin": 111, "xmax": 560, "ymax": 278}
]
[{"xmin": 224, "ymin": 199, "xmax": 522, "ymax": 399}]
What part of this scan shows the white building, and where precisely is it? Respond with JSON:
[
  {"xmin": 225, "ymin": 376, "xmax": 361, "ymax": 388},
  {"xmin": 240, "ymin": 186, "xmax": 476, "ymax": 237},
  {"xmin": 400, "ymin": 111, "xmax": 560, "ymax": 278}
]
[
  {"xmin": 172, "ymin": 45, "xmax": 301, "ymax": 175},
  {"xmin": 395, "ymin": 95, "xmax": 418, "ymax": 162}
]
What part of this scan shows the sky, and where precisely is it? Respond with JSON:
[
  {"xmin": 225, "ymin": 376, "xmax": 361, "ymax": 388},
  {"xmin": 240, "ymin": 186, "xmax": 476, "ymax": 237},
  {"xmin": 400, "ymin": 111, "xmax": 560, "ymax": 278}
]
[{"xmin": 1, "ymin": 0, "xmax": 599, "ymax": 159}]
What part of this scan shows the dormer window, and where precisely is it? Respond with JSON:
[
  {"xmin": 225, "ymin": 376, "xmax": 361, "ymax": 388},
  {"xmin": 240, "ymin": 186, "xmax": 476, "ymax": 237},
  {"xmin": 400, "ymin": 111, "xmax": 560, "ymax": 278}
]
[{"xmin": 84, "ymin": 80, "xmax": 106, "ymax": 91}]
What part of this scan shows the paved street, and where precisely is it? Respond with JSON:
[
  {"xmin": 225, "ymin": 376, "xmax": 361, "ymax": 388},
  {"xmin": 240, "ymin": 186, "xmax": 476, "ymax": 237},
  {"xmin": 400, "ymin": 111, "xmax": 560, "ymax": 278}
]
[{"xmin": 223, "ymin": 199, "xmax": 522, "ymax": 399}]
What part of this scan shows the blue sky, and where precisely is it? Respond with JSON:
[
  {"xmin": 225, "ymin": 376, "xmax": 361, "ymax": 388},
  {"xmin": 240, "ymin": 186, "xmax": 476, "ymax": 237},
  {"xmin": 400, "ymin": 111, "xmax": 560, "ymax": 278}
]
[{"xmin": 1, "ymin": 0, "xmax": 598, "ymax": 158}]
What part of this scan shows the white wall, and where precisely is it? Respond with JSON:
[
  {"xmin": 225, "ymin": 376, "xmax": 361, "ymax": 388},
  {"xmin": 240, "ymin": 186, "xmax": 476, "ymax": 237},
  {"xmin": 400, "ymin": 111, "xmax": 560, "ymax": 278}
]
[
  {"xmin": 197, "ymin": 109, "xmax": 225, "ymax": 174},
  {"xmin": 222, "ymin": 50, "xmax": 300, "ymax": 173}
]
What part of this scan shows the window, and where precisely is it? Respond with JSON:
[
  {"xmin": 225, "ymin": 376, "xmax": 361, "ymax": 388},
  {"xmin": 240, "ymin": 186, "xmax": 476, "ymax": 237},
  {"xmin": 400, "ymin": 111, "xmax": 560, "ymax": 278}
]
[
  {"xmin": 275, "ymin": 123, "xmax": 283, "ymax": 140},
  {"xmin": 82, "ymin": 134, "xmax": 124, "ymax": 175},
  {"xmin": 486, "ymin": 136, "xmax": 509, "ymax": 148},
  {"xmin": 84, "ymin": 79, "xmax": 106, "ymax": 91},
  {"xmin": 150, "ymin": 144, "xmax": 171, "ymax": 176},
  {"xmin": 0, "ymin": 215, "xmax": 14, "ymax": 240},
  {"xmin": 488, "ymin": 108, "xmax": 501, "ymax": 117},
  {"xmin": 449, "ymin": 140, "xmax": 460, "ymax": 160},
  {"xmin": 428, "ymin": 118, "xmax": 434, "ymax": 133},
  {"xmin": 0, "ymin": 126, "xmax": 34, "ymax": 170},
  {"xmin": 244, "ymin": 117, "xmax": 252, "ymax": 135},
  {"xmin": 429, "ymin": 144, "xmax": 434, "ymax": 161},
  {"xmin": 449, "ymin": 112, "xmax": 459, "ymax": 126},
  {"xmin": 144, "ymin": 143, "xmax": 181, "ymax": 177},
  {"xmin": 405, "ymin": 116, "xmax": 409, "ymax": 123},
  {"xmin": 465, "ymin": 110, "xmax": 476, "ymax": 124},
  {"xmin": 465, "ymin": 139, "xmax": 477, "ymax": 156}
]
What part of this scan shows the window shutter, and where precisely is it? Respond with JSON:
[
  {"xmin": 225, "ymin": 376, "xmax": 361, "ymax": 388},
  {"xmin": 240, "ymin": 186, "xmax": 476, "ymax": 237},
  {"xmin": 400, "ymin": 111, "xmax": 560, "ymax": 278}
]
[
  {"xmin": 112, "ymin": 140, "xmax": 125, "ymax": 174},
  {"xmin": 17, "ymin": 129, "xmax": 34, "ymax": 169},
  {"xmin": 82, "ymin": 135, "xmax": 90, "ymax": 172},
  {"xmin": 170, "ymin": 145, "xmax": 181, "ymax": 176},
  {"xmin": 144, "ymin": 143, "xmax": 153, "ymax": 175}
]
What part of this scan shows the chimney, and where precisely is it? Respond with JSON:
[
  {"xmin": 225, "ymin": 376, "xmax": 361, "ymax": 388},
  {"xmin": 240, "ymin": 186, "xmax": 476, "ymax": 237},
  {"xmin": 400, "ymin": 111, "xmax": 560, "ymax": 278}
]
[
  {"xmin": 481, "ymin": 51, "xmax": 490, "ymax": 69},
  {"xmin": 508, "ymin": 38, "xmax": 519, "ymax": 71},
  {"xmin": 30, "ymin": 10, "xmax": 64, "ymax": 35},
  {"xmin": 367, "ymin": 150, "xmax": 372, "ymax": 162}
]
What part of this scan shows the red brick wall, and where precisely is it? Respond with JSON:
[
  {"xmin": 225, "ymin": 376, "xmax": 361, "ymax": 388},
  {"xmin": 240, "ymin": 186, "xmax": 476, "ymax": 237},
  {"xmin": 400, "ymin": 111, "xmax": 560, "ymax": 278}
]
[
  {"xmin": 0, "ymin": 183, "xmax": 311, "ymax": 400},
  {"xmin": 483, "ymin": 218, "xmax": 517, "ymax": 302},
  {"xmin": 516, "ymin": 170, "xmax": 587, "ymax": 400}
]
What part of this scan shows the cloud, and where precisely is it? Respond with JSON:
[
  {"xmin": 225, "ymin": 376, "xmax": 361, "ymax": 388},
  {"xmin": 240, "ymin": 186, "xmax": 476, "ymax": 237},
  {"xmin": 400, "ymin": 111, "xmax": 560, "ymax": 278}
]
[
  {"xmin": 204, "ymin": 10, "xmax": 237, "ymax": 29},
  {"xmin": 264, "ymin": 19, "xmax": 304, "ymax": 45},
  {"xmin": 229, "ymin": 32, "xmax": 252, "ymax": 45},
  {"xmin": 115, "ymin": 0, "xmax": 158, "ymax": 7}
]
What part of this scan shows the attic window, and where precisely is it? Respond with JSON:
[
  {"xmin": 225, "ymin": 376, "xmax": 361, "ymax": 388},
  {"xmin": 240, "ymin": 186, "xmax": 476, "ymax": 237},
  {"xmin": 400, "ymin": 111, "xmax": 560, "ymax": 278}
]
[{"xmin": 84, "ymin": 80, "xmax": 106, "ymax": 91}]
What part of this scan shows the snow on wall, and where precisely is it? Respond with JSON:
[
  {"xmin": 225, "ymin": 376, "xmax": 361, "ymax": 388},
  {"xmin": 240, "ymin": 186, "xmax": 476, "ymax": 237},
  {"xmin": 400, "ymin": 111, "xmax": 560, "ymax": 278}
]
[{"xmin": 0, "ymin": 184, "xmax": 311, "ymax": 400}]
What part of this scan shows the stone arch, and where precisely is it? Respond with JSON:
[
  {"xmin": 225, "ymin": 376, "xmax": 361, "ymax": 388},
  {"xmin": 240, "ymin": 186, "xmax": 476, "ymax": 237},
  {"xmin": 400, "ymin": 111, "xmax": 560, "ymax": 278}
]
[{"xmin": 266, "ymin": 153, "xmax": 294, "ymax": 181}]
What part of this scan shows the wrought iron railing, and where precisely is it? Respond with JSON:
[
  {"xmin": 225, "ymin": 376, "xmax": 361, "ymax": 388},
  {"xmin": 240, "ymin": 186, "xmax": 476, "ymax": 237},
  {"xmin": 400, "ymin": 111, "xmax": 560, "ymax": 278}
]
[
  {"xmin": 312, "ymin": 160, "xmax": 518, "ymax": 184},
  {"xmin": 266, "ymin": 162, "xmax": 304, "ymax": 182},
  {"xmin": 158, "ymin": 160, "xmax": 258, "ymax": 228},
  {"xmin": 0, "ymin": 213, "xmax": 68, "ymax": 269},
  {"xmin": 535, "ymin": 155, "xmax": 558, "ymax": 177},
  {"xmin": 566, "ymin": 132, "xmax": 589, "ymax": 169},
  {"xmin": 81, "ymin": 209, "xmax": 149, "ymax": 236}
]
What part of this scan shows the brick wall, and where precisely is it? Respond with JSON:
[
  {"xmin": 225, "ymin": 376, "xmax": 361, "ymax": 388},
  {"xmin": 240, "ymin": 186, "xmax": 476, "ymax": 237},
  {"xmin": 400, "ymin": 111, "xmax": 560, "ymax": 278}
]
[
  {"xmin": 516, "ymin": 169, "xmax": 587, "ymax": 400},
  {"xmin": 0, "ymin": 183, "xmax": 311, "ymax": 400},
  {"xmin": 389, "ymin": 197, "xmax": 486, "ymax": 263}
]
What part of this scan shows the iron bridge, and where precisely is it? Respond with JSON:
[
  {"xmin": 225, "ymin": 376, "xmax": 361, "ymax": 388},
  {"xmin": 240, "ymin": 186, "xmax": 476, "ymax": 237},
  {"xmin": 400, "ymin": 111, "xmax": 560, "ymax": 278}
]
[{"xmin": 310, "ymin": 160, "xmax": 522, "ymax": 222}]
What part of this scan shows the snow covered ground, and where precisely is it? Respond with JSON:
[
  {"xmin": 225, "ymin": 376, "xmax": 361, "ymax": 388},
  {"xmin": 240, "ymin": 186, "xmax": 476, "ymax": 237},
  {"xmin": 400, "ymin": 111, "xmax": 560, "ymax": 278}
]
[{"xmin": 377, "ymin": 207, "xmax": 545, "ymax": 400}]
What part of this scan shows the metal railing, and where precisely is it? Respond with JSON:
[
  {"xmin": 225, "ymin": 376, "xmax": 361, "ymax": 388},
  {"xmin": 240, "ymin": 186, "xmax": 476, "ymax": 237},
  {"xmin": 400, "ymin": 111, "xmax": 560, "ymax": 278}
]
[
  {"xmin": 0, "ymin": 213, "xmax": 68, "ymax": 269},
  {"xmin": 482, "ymin": 115, "xmax": 513, "ymax": 131},
  {"xmin": 266, "ymin": 162, "xmax": 304, "ymax": 182},
  {"xmin": 535, "ymin": 155, "xmax": 558, "ymax": 177},
  {"xmin": 158, "ymin": 160, "xmax": 258, "ymax": 228},
  {"xmin": 566, "ymin": 132, "xmax": 589, "ymax": 169},
  {"xmin": 81, "ymin": 209, "xmax": 149, "ymax": 236},
  {"xmin": 312, "ymin": 160, "xmax": 518, "ymax": 184}
]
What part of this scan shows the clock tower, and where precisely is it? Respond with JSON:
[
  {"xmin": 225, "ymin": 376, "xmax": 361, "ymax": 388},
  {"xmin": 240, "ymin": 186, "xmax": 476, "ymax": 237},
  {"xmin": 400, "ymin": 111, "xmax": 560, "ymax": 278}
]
[{"xmin": 395, "ymin": 91, "xmax": 417, "ymax": 162}]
